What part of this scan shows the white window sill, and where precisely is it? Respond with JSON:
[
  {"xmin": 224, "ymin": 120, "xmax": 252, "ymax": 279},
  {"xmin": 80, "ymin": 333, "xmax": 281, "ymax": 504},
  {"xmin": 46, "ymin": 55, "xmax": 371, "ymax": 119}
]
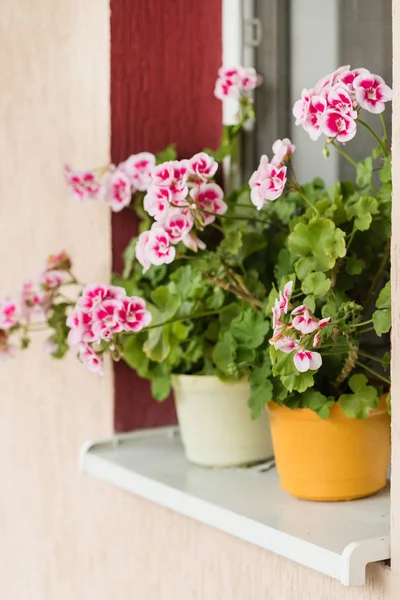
[{"xmin": 80, "ymin": 426, "xmax": 390, "ymax": 587}]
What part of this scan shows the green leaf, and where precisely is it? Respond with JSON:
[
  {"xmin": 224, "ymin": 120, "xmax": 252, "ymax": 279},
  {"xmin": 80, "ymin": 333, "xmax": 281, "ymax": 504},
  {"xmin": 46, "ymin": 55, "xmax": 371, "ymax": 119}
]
[
  {"xmin": 123, "ymin": 333, "xmax": 150, "ymax": 377},
  {"xmin": 301, "ymin": 272, "xmax": 331, "ymax": 296},
  {"xmin": 379, "ymin": 182, "xmax": 392, "ymax": 204},
  {"xmin": 281, "ymin": 371, "xmax": 314, "ymax": 392},
  {"xmin": 143, "ymin": 326, "xmax": 173, "ymax": 363},
  {"xmin": 151, "ymin": 286, "xmax": 181, "ymax": 320},
  {"xmin": 288, "ymin": 218, "xmax": 346, "ymax": 278},
  {"xmin": 376, "ymin": 281, "xmax": 390, "ymax": 309},
  {"xmin": 213, "ymin": 331, "xmax": 236, "ymax": 375},
  {"xmin": 274, "ymin": 248, "xmax": 293, "ymax": 282},
  {"xmin": 230, "ymin": 310, "xmax": 269, "ymax": 350},
  {"xmin": 379, "ymin": 156, "xmax": 392, "ymax": 183},
  {"xmin": 220, "ymin": 230, "xmax": 243, "ymax": 255},
  {"xmin": 122, "ymin": 237, "xmax": 137, "ymax": 279},
  {"xmin": 346, "ymin": 256, "xmax": 365, "ymax": 275},
  {"xmin": 382, "ymin": 352, "xmax": 390, "ymax": 370},
  {"xmin": 155, "ymin": 144, "xmax": 177, "ymax": 164},
  {"xmin": 338, "ymin": 374, "xmax": 379, "ymax": 419},
  {"xmin": 347, "ymin": 196, "xmax": 378, "ymax": 231},
  {"xmin": 356, "ymin": 157, "xmax": 373, "ymax": 187},
  {"xmin": 303, "ymin": 295, "xmax": 316, "ymax": 312},
  {"xmin": 248, "ymin": 375, "xmax": 273, "ymax": 420},
  {"xmin": 280, "ymin": 371, "xmax": 314, "ymax": 393},
  {"xmin": 299, "ymin": 390, "xmax": 334, "ymax": 419},
  {"xmin": 372, "ymin": 308, "xmax": 391, "ymax": 336},
  {"xmin": 151, "ymin": 372, "xmax": 172, "ymax": 402}
]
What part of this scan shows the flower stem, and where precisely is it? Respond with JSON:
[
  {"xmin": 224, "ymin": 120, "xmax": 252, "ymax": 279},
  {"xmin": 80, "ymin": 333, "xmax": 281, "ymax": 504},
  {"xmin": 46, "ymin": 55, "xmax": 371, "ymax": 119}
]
[
  {"xmin": 357, "ymin": 118, "xmax": 389, "ymax": 156},
  {"xmin": 145, "ymin": 309, "xmax": 221, "ymax": 331},
  {"xmin": 358, "ymin": 350, "xmax": 387, "ymax": 364},
  {"xmin": 380, "ymin": 113, "xmax": 388, "ymax": 146},
  {"xmin": 355, "ymin": 360, "xmax": 391, "ymax": 385},
  {"xmin": 297, "ymin": 189, "xmax": 319, "ymax": 215},
  {"xmin": 351, "ymin": 319, "xmax": 373, "ymax": 328},
  {"xmin": 331, "ymin": 142, "xmax": 358, "ymax": 168}
]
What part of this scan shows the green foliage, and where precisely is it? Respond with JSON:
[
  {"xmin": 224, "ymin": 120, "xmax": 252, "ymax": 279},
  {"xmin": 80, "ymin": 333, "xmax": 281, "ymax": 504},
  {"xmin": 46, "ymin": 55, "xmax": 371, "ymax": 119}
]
[
  {"xmin": 372, "ymin": 281, "xmax": 391, "ymax": 336},
  {"xmin": 299, "ymin": 390, "xmax": 334, "ymax": 419},
  {"xmin": 248, "ymin": 360, "xmax": 273, "ymax": 419},
  {"xmin": 356, "ymin": 157, "xmax": 373, "ymax": 187},
  {"xmin": 155, "ymin": 144, "xmax": 177, "ymax": 164},
  {"xmin": 338, "ymin": 374, "xmax": 379, "ymax": 419},
  {"xmin": 301, "ymin": 272, "xmax": 331, "ymax": 296},
  {"xmin": 46, "ymin": 303, "xmax": 70, "ymax": 359},
  {"xmin": 288, "ymin": 218, "xmax": 346, "ymax": 279}
]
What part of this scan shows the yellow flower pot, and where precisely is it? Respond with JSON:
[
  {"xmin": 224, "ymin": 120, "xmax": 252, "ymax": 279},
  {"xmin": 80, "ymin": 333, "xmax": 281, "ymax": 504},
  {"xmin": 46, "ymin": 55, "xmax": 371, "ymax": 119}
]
[{"xmin": 268, "ymin": 397, "xmax": 390, "ymax": 501}]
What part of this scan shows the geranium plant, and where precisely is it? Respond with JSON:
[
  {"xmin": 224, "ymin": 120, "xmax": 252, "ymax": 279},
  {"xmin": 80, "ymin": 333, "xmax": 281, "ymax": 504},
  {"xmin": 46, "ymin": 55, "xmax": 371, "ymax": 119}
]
[{"xmin": 0, "ymin": 64, "xmax": 392, "ymax": 420}]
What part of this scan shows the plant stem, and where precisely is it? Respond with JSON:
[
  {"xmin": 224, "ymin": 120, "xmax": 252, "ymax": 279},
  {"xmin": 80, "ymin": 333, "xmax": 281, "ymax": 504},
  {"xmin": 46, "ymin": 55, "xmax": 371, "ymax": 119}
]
[
  {"xmin": 331, "ymin": 141, "xmax": 358, "ymax": 168},
  {"xmin": 358, "ymin": 350, "xmax": 387, "ymax": 364},
  {"xmin": 351, "ymin": 319, "xmax": 373, "ymax": 328},
  {"xmin": 357, "ymin": 118, "xmax": 389, "ymax": 156},
  {"xmin": 202, "ymin": 210, "xmax": 268, "ymax": 225},
  {"xmin": 366, "ymin": 239, "xmax": 390, "ymax": 311},
  {"xmin": 145, "ymin": 309, "xmax": 221, "ymax": 331},
  {"xmin": 380, "ymin": 113, "xmax": 388, "ymax": 146},
  {"xmin": 355, "ymin": 360, "xmax": 391, "ymax": 385},
  {"xmin": 296, "ymin": 189, "xmax": 319, "ymax": 215}
]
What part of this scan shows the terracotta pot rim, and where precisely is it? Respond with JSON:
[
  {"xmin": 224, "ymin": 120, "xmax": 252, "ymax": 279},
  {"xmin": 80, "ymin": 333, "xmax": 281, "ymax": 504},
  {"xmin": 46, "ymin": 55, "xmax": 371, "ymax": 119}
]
[{"xmin": 268, "ymin": 396, "xmax": 388, "ymax": 421}]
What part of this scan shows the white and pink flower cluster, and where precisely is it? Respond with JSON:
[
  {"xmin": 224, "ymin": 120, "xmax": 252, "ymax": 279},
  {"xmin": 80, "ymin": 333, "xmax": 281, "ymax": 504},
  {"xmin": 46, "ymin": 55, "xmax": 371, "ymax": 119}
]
[
  {"xmin": 136, "ymin": 152, "xmax": 227, "ymax": 272},
  {"xmin": 67, "ymin": 284, "xmax": 151, "ymax": 374},
  {"xmin": 293, "ymin": 65, "xmax": 392, "ymax": 143},
  {"xmin": 64, "ymin": 152, "xmax": 156, "ymax": 212},
  {"xmin": 214, "ymin": 66, "xmax": 262, "ymax": 100},
  {"xmin": 249, "ymin": 139, "xmax": 295, "ymax": 210},
  {"xmin": 269, "ymin": 281, "xmax": 331, "ymax": 373},
  {"xmin": 0, "ymin": 252, "xmax": 74, "ymax": 357}
]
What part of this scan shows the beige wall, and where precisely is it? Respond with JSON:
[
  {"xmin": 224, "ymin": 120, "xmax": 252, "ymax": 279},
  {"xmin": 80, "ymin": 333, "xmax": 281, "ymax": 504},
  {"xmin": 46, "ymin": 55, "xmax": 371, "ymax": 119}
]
[{"xmin": 0, "ymin": 1, "xmax": 399, "ymax": 599}]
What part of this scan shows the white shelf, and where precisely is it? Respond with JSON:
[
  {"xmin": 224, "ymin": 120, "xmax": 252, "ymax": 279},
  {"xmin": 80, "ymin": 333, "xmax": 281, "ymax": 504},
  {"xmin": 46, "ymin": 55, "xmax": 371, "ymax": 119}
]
[{"xmin": 80, "ymin": 426, "xmax": 390, "ymax": 587}]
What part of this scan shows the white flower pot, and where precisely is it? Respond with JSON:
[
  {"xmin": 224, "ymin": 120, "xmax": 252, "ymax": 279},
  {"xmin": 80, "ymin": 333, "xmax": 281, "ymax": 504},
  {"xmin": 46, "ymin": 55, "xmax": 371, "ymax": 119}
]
[{"xmin": 172, "ymin": 374, "xmax": 273, "ymax": 467}]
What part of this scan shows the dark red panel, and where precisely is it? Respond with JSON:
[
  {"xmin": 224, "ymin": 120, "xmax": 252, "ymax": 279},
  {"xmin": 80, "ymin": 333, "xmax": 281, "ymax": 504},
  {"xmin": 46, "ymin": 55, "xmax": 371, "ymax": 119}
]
[{"xmin": 111, "ymin": 0, "xmax": 222, "ymax": 432}]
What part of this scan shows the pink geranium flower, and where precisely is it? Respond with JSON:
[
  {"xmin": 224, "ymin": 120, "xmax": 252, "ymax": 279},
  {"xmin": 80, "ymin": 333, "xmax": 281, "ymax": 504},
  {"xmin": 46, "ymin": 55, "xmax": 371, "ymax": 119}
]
[
  {"xmin": 136, "ymin": 227, "xmax": 175, "ymax": 271},
  {"xmin": 182, "ymin": 233, "xmax": 206, "ymax": 253},
  {"xmin": 92, "ymin": 300, "xmax": 124, "ymax": 341},
  {"xmin": 39, "ymin": 270, "xmax": 68, "ymax": 290},
  {"xmin": 303, "ymin": 95, "xmax": 327, "ymax": 141},
  {"xmin": 271, "ymin": 336, "xmax": 298, "ymax": 353},
  {"xmin": 104, "ymin": 169, "xmax": 132, "ymax": 212},
  {"xmin": 45, "ymin": 251, "xmax": 72, "ymax": 271},
  {"xmin": 21, "ymin": 281, "xmax": 47, "ymax": 322},
  {"xmin": 0, "ymin": 299, "xmax": 20, "ymax": 330},
  {"xmin": 118, "ymin": 297, "xmax": 152, "ymax": 332},
  {"xmin": 188, "ymin": 152, "xmax": 218, "ymax": 182},
  {"xmin": 143, "ymin": 186, "xmax": 172, "ymax": 222},
  {"xmin": 163, "ymin": 209, "xmax": 193, "ymax": 244},
  {"xmin": 190, "ymin": 183, "xmax": 227, "ymax": 225},
  {"xmin": 214, "ymin": 66, "xmax": 261, "ymax": 100},
  {"xmin": 135, "ymin": 231, "xmax": 152, "ymax": 272},
  {"xmin": 249, "ymin": 155, "xmax": 287, "ymax": 209},
  {"xmin": 79, "ymin": 283, "xmax": 126, "ymax": 311},
  {"xmin": 320, "ymin": 109, "xmax": 357, "ymax": 143},
  {"xmin": 64, "ymin": 165, "xmax": 103, "ymax": 202},
  {"xmin": 121, "ymin": 152, "xmax": 156, "ymax": 191},
  {"xmin": 67, "ymin": 308, "xmax": 96, "ymax": 345},
  {"xmin": 292, "ymin": 307, "xmax": 320, "ymax": 334},
  {"xmin": 78, "ymin": 344, "xmax": 104, "ymax": 375},
  {"xmin": 293, "ymin": 89, "xmax": 312, "ymax": 126},
  {"xmin": 271, "ymin": 139, "xmax": 296, "ymax": 166},
  {"xmin": 293, "ymin": 350, "xmax": 322, "ymax": 373},
  {"xmin": 354, "ymin": 73, "xmax": 393, "ymax": 114}
]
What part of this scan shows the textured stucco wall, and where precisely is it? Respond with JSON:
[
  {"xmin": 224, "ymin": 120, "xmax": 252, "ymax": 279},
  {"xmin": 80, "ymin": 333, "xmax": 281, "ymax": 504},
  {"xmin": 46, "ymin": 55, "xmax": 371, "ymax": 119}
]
[{"xmin": 0, "ymin": 1, "xmax": 398, "ymax": 599}]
